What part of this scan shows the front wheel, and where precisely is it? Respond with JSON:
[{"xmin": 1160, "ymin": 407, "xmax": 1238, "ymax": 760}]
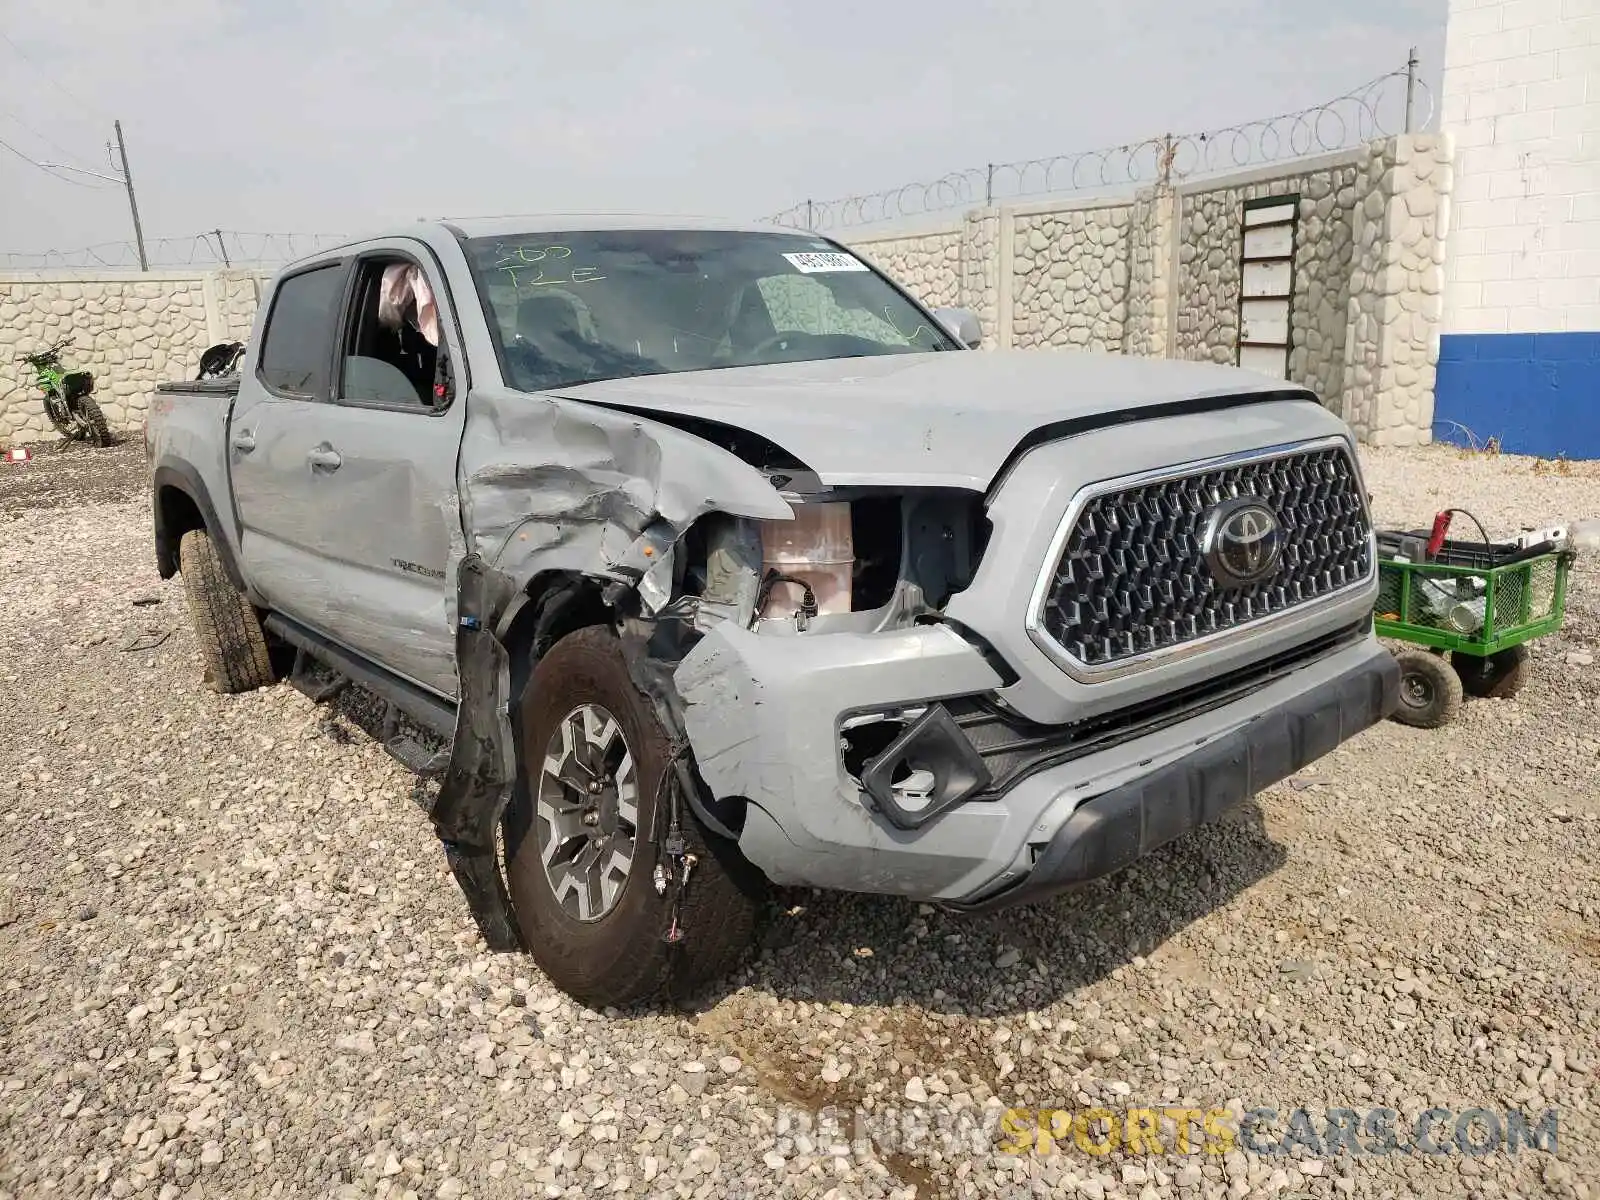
[
  {"xmin": 42, "ymin": 392, "xmax": 76, "ymax": 440},
  {"xmin": 1392, "ymin": 650, "xmax": 1464, "ymax": 729},
  {"xmin": 502, "ymin": 625, "xmax": 763, "ymax": 1007}
]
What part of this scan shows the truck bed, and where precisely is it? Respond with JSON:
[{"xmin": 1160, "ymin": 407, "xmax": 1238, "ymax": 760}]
[{"xmin": 147, "ymin": 376, "xmax": 241, "ymax": 589}]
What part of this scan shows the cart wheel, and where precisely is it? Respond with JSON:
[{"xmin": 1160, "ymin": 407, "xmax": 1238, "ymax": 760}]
[
  {"xmin": 1392, "ymin": 650, "xmax": 1464, "ymax": 729},
  {"xmin": 1453, "ymin": 644, "xmax": 1532, "ymax": 700}
]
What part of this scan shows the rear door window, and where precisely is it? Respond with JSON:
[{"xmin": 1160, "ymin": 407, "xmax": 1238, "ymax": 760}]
[{"xmin": 258, "ymin": 263, "xmax": 345, "ymax": 397}]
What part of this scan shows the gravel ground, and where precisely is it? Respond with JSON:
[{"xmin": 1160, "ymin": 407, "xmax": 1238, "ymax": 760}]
[{"xmin": 1, "ymin": 443, "xmax": 1597, "ymax": 1200}]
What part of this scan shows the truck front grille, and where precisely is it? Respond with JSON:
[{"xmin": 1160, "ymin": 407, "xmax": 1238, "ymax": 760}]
[{"xmin": 1033, "ymin": 441, "xmax": 1372, "ymax": 673}]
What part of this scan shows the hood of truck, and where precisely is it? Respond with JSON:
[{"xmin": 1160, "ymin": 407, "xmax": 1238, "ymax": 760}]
[{"xmin": 552, "ymin": 350, "xmax": 1306, "ymax": 491}]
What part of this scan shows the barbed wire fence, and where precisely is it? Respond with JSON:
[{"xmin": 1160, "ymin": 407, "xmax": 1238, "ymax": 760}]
[
  {"xmin": 1, "ymin": 230, "xmax": 350, "ymax": 271},
  {"xmin": 769, "ymin": 54, "xmax": 1433, "ymax": 232},
  {"xmin": 5, "ymin": 55, "xmax": 1434, "ymax": 263}
]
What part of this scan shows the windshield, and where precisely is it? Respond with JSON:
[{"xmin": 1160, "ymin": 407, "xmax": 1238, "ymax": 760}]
[{"xmin": 463, "ymin": 229, "xmax": 960, "ymax": 392}]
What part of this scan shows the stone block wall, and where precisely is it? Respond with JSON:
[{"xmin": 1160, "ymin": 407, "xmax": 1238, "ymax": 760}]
[
  {"xmin": 960, "ymin": 209, "xmax": 1002, "ymax": 348},
  {"xmin": 1010, "ymin": 203, "xmax": 1131, "ymax": 352},
  {"xmin": 840, "ymin": 135, "xmax": 1452, "ymax": 447},
  {"xmin": 0, "ymin": 270, "xmax": 267, "ymax": 445},
  {"xmin": 1340, "ymin": 136, "xmax": 1453, "ymax": 446},
  {"xmin": 1174, "ymin": 153, "xmax": 1363, "ymax": 409},
  {"xmin": 0, "ymin": 149, "xmax": 1453, "ymax": 448},
  {"xmin": 1125, "ymin": 185, "xmax": 1175, "ymax": 359},
  {"xmin": 849, "ymin": 228, "xmax": 962, "ymax": 311},
  {"xmin": 215, "ymin": 274, "xmax": 264, "ymax": 343}
]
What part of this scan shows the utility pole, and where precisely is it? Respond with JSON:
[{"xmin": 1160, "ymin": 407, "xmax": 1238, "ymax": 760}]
[
  {"xmin": 113, "ymin": 120, "xmax": 148, "ymax": 271},
  {"xmin": 1404, "ymin": 46, "xmax": 1419, "ymax": 134}
]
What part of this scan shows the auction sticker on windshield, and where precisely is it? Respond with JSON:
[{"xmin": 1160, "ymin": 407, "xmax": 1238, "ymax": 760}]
[{"xmin": 783, "ymin": 251, "xmax": 869, "ymax": 274}]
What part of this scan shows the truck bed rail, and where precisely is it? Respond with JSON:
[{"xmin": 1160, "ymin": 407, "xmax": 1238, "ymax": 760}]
[{"xmin": 156, "ymin": 379, "xmax": 241, "ymax": 397}]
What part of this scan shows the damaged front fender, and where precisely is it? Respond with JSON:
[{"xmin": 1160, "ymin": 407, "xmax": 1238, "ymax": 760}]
[
  {"xmin": 434, "ymin": 388, "xmax": 796, "ymax": 952},
  {"xmin": 432, "ymin": 553, "xmax": 525, "ymax": 951},
  {"xmin": 460, "ymin": 388, "xmax": 793, "ymax": 591}
]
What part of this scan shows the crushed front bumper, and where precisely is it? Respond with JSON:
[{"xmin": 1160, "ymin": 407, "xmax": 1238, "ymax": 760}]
[
  {"xmin": 944, "ymin": 643, "xmax": 1399, "ymax": 911},
  {"xmin": 675, "ymin": 619, "xmax": 1397, "ymax": 905}
]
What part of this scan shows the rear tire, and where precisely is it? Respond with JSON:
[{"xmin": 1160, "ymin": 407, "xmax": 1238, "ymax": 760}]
[
  {"xmin": 77, "ymin": 396, "xmax": 112, "ymax": 447},
  {"xmin": 1391, "ymin": 650, "xmax": 1464, "ymax": 729},
  {"xmin": 502, "ymin": 625, "xmax": 763, "ymax": 1008},
  {"xmin": 178, "ymin": 528, "xmax": 277, "ymax": 694},
  {"xmin": 1453, "ymin": 644, "xmax": 1531, "ymax": 699}
]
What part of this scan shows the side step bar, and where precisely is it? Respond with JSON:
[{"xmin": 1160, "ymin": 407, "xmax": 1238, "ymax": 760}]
[{"xmin": 264, "ymin": 614, "xmax": 458, "ymax": 755}]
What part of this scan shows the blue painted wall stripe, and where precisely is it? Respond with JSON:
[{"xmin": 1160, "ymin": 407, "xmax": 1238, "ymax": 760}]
[{"xmin": 1433, "ymin": 332, "xmax": 1600, "ymax": 460}]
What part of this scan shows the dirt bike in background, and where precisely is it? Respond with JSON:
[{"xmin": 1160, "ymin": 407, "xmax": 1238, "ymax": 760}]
[{"xmin": 16, "ymin": 338, "xmax": 112, "ymax": 446}]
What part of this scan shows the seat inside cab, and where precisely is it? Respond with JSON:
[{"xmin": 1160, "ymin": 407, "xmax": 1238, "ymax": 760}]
[{"xmin": 343, "ymin": 260, "xmax": 439, "ymax": 407}]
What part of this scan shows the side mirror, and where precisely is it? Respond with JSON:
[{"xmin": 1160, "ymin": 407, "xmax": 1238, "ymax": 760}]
[{"xmin": 932, "ymin": 306, "xmax": 982, "ymax": 349}]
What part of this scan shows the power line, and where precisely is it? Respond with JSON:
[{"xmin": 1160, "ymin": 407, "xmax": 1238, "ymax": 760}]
[
  {"xmin": 35, "ymin": 160, "xmax": 123, "ymax": 185},
  {"xmin": 0, "ymin": 105, "xmax": 107, "ymax": 178},
  {"xmin": 0, "ymin": 133, "xmax": 109, "ymax": 188},
  {"xmin": 0, "ymin": 31, "xmax": 105, "ymax": 123},
  {"xmin": 1, "ymin": 230, "xmax": 353, "ymax": 270}
]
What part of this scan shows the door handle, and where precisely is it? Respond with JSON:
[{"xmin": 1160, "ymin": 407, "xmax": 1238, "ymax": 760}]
[
  {"xmin": 306, "ymin": 445, "xmax": 342, "ymax": 471},
  {"xmin": 230, "ymin": 430, "xmax": 256, "ymax": 454}
]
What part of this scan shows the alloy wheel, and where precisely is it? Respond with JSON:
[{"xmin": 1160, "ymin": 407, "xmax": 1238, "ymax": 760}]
[{"xmin": 535, "ymin": 703, "xmax": 638, "ymax": 921}]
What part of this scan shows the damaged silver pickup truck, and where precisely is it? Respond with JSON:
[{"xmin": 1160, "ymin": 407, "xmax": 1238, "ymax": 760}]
[{"xmin": 147, "ymin": 218, "xmax": 1399, "ymax": 1006}]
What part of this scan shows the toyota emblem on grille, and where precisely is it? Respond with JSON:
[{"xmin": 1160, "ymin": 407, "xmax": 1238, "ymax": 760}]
[{"xmin": 1201, "ymin": 497, "xmax": 1282, "ymax": 587}]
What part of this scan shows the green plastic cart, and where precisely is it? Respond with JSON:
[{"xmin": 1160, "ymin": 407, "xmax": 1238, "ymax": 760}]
[{"xmin": 1374, "ymin": 518, "xmax": 1574, "ymax": 728}]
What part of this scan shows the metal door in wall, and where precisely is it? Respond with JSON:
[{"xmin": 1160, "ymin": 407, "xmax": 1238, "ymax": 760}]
[{"xmin": 1236, "ymin": 195, "xmax": 1299, "ymax": 380}]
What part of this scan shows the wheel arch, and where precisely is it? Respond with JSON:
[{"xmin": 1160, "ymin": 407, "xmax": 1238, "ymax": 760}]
[
  {"xmin": 152, "ymin": 462, "xmax": 245, "ymax": 591},
  {"xmin": 495, "ymin": 570, "xmax": 616, "ymax": 717}
]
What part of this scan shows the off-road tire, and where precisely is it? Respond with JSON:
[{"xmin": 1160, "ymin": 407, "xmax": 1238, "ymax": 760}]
[
  {"xmin": 502, "ymin": 625, "xmax": 764, "ymax": 1008},
  {"xmin": 1392, "ymin": 649, "xmax": 1464, "ymax": 729},
  {"xmin": 42, "ymin": 395, "xmax": 75, "ymax": 440},
  {"xmin": 178, "ymin": 528, "xmax": 277, "ymax": 694},
  {"xmin": 77, "ymin": 396, "xmax": 113, "ymax": 447},
  {"xmin": 1453, "ymin": 643, "xmax": 1532, "ymax": 700}
]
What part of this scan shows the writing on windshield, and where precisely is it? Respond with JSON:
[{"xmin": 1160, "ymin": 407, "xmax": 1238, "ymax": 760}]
[{"xmin": 491, "ymin": 244, "xmax": 607, "ymax": 290}]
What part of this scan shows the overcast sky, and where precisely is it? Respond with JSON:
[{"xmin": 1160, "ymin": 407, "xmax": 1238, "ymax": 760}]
[{"xmin": 2, "ymin": 0, "xmax": 1446, "ymax": 259}]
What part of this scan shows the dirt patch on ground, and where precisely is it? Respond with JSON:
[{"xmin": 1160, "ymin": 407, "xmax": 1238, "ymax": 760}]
[{"xmin": 0, "ymin": 437, "xmax": 146, "ymax": 514}]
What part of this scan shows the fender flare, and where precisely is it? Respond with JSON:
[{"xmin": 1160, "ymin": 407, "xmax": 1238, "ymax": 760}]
[{"xmin": 151, "ymin": 461, "xmax": 247, "ymax": 593}]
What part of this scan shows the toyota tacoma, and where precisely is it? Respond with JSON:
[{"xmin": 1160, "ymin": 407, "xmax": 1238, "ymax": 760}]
[{"xmin": 146, "ymin": 219, "xmax": 1398, "ymax": 1006}]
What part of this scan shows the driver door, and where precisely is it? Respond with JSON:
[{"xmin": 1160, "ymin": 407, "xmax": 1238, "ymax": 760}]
[
  {"xmin": 230, "ymin": 244, "xmax": 468, "ymax": 698},
  {"xmin": 285, "ymin": 244, "xmax": 471, "ymax": 697}
]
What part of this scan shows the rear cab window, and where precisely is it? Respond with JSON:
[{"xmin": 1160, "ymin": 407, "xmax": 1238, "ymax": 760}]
[{"xmin": 257, "ymin": 263, "xmax": 346, "ymax": 398}]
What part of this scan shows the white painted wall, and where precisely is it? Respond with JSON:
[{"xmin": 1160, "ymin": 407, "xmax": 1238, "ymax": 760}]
[{"xmin": 1439, "ymin": 0, "xmax": 1600, "ymax": 335}]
